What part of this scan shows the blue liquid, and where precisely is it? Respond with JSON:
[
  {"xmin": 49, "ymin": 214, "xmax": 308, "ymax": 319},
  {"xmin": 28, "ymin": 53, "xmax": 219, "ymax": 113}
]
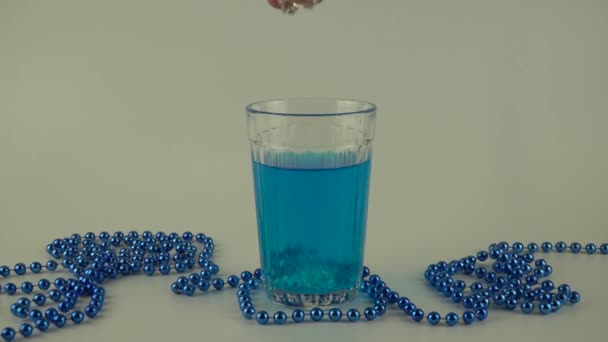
[{"xmin": 252, "ymin": 156, "xmax": 371, "ymax": 305}]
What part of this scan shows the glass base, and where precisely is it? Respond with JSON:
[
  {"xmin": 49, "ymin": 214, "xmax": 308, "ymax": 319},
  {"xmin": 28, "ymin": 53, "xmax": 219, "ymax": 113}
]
[{"xmin": 268, "ymin": 287, "xmax": 359, "ymax": 307}]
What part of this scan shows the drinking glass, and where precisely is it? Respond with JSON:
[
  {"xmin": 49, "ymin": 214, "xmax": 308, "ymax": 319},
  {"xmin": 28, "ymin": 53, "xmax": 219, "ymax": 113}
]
[{"xmin": 247, "ymin": 98, "xmax": 376, "ymax": 306}]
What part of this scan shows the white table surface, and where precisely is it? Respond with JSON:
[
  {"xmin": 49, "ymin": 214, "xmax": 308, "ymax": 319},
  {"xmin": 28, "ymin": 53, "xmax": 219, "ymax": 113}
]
[{"xmin": 1, "ymin": 1, "xmax": 607, "ymax": 341}]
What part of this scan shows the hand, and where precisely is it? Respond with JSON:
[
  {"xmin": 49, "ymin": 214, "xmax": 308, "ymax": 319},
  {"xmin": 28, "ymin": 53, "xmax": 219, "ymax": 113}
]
[
  {"xmin": 267, "ymin": 0, "xmax": 282, "ymax": 9},
  {"xmin": 267, "ymin": 0, "xmax": 323, "ymax": 11}
]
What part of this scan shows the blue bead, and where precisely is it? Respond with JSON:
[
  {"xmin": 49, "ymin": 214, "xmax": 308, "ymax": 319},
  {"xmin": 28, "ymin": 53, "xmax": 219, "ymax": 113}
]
[
  {"xmin": 255, "ymin": 311, "xmax": 269, "ymax": 325},
  {"xmin": 247, "ymin": 278, "xmax": 260, "ymax": 289},
  {"xmin": 541, "ymin": 280, "xmax": 554, "ymax": 292},
  {"xmin": 159, "ymin": 264, "xmax": 171, "ymax": 275},
  {"xmin": 13, "ymin": 306, "xmax": 28, "ymax": 319},
  {"xmin": 387, "ymin": 291, "xmax": 400, "ymax": 303},
  {"xmin": 427, "ymin": 312, "xmax": 441, "ymax": 325},
  {"xmin": 292, "ymin": 309, "xmax": 306, "ymax": 323},
  {"xmin": 182, "ymin": 284, "xmax": 195, "ymax": 296},
  {"xmin": 404, "ymin": 303, "xmax": 417, "ymax": 315},
  {"xmin": 29, "ymin": 262, "xmax": 43, "ymax": 274},
  {"xmin": 328, "ymin": 308, "xmax": 342, "ymax": 321},
  {"xmin": 29, "ymin": 309, "xmax": 43, "ymax": 321},
  {"xmin": 85, "ymin": 305, "xmax": 98, "ymax": 318},
  {"xmin": 35, "ymin": 319, "xmax": 50, "ymax": 331},
  {"xmin": 310, "ymin": 308, "xmax": 324, "ymax": 321},
  {"xmin": 19, "ymin": 323, "xmax": 33, "ymax": 337},
  {"xmin": 527, "ymin": 243, "xmax": 539, "ymax": 253},
  {"xmin": 569, "ymin": 291, "xmax": 581, "ymax": 304},
  {"xmin": 534, "ymin": 268, "xmax": 545, "ymax": 277},
  {"xmin": 188, "ymin": 273, "xmax": 201, "ymax": 284},
  {"xmin": 240, "ymin": 271, "xmax": 253, "ymax": 281},
  {"xmin": 511, "ymin": 242, "xmax": 524, "ymax": 253},
  {"xmin": 506, "ymin": 298, "xmax": 518, "ymax": 310},
  {"xmin": 58, "ymin": 300, "xmax": 72, "ymax": 313},
  {"xmin": 243, "ymin": 307, "xmax": 256, "ymax": 320},
  {"xmin": 585, "ymin": 243, "xmax": 597, "ymax": 254},
  {"xmin": 374, "ymin": 304, "xmax": 386, "ymax": 316},
  {"xmin": 538, "ymin": 292, "xmax": 552, "ymax": 303},
  {"xmin": 522, "ymin": 253, "xmax": 534, "ymax": 263},
  {"xmin": 45, "ymin": 308, "xmax": 58, "ymax": 320},
  {"xmin": 464, "ymin": 296, "xmax": 475, "ymax": 308},
  {"xmin": 464, "ymin": 264, "xmax": 475, "ymax": 274},
  {"xmin": 54, "ymin": 314, "xmax": 67, "ymax": 328},
  {"xmin": 412, "ymin": 309, "xmax": 424, "ymax": 322},
  {"xmin": 182, "ymin": 231, "xmax": 193, "ymax": 241},
  {"xmin": 174, "ymin": 262, "xmax": 186, "ymax": 273},
  {"xmin": 521, "ymin": 301, "xmax": 534, "ymax": 313},
  {"xmin": 551, "ymin": 300, "xmax": 562, "ymax": 312},
  {"xmin": 71, "ymin": 310, "xmax": 85, "ymax": 324},
  {"xmin": 570, "ymin": 242, "xmax": 582, "ymax": 253},
  {"xmin": 477, "ymin": 251, "xmax": 489, "ymax": 261},
  {"xmin": 526, "ymin": 275, "xmax": 538, "ymax": 285},
  {"xmin": 48, "ymin": 289, "xmax": 61, "ymax": 302},
  {"xmin": 375, "ymin": 298, "xmax": 388, "ymax": 306},
  {"xmin": 143, "ymin": 265, "xmax": 155, "ymax": 275},
  {"xmin": 471, "ymin": 282, "xmax": 483, "ymax": 293},
  {"xmin": 347, "ymin": 309, "xmax": 360, "ymax": 322},
  {"xmin": 363, "ymin": 307, "xmax": 376, "ymax": 321},
  {"xmin": 556, "ymin": 293, "xmax": 569, "ymax": 303},
  {"xmin": 397, "ymin": 297, "xmax": 410, "ymax": 309},
  {"xmin": 452, "ymin": 292, "xmax": 464, "ymax": 303},
  {"xmin": 212, "ymin": 278, "xmax": 224, "ymax": 290},
  {"xmin": 453, "ymin": 280, "xmax": 466, "ymax": 292},
  {"xmin": 541, "ymin": 242, "xmax": 552, "ymax": 252},
  {"xmin": 362, "ymin": 266, "xmax": 370, "ymax": 278},
  {"xmin": 273, "ymin": 311, "xmax": 287, "ymax": 324},
  {"xmin": 0, "ymin": 266, "xmax": 10, "ymax": 277},
  {"xmin": 195, "ymin": 233, "xmax": 205, "ymax": 243},
  {"xmin": 253, "ymin": 268, "xmax": 263, "ymax": 280},
  {"xmin": 445, "ymin": 313, "xmax": 459, "ymax": 326},
  {"xmin": 484, "ymin": 272, "xmax": 497, "ymax": 284},
  {"xmin": 176, "ymin": 276, "xmax": 188, "ymax": 287},
  {"xmin": 4, "ymin": 283, "xmax": 17, "ymax": 295},
  {"xmin": 539, "ymin": 303, "xmax": 552, "ymax": 314},
  {"xmin": 475, "ymin": 268, "xmax": 487, "ymax": 278},
  {"xmin": 476, "ymin": 308, "xmax": 488, "ymax": 321},
  {"xmin": 14, "ymin": 263, "xmax": 27, "ymax": 275},
  {"xmin": 240, "ymin": 302, "xmax": 252, "ymax": 312},
  {"xmin": 170, "ymin": 282, "xmax": 181, "ymax": 294},
  {"xmin": 227, "ymin": 275, "xmax": 239, "ymax": 287},
  {"xmin": 376, "ymin": 281, "xmax": 387, "ymax": 291},
  {"xmin": 208, "ymin": 264, "xmax": 220, "ymax": 275},
  {"xmin": 1, "ymin": 328, "xmax": 16, "ymax": 341},
  {"xmin": 200, "ymin": 270, "xmax": 212, "ymax": 280},
  {"xmin": 92, "ymin": 293, "xmax": 104, "ymax": 303},
  {"xmin": 21, "ymin": 282, "xmax": 34, "ymax": 294},
  {"xmin": 555, "ymin": 241, "xmax": 567, "ymax": 252},
  {"xmin": 46, "ymin": 261, "xmax": 58, "ymax": 271},
  {"xmin": 368, "ymin": 274, "xmax": 381, "ymax": 286},
  {"xmin": 17, "ymin": 297, "xmax": 31, "ymax": 308},
  {"xmin": 462, "ymin": 311, "xmax": 476, "ymax": 324}
]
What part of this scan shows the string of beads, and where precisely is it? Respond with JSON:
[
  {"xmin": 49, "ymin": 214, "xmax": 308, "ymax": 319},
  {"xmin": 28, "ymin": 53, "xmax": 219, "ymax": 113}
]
[{"xmin": 1, "ymin": 231, "xmax": 606, "ymax": 340}]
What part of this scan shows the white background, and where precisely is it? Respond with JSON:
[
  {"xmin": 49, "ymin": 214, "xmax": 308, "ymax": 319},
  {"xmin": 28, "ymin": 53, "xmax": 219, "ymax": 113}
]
[{"xmin": 1, "ymin": 1, "xmax": 607, "ymax": 341}]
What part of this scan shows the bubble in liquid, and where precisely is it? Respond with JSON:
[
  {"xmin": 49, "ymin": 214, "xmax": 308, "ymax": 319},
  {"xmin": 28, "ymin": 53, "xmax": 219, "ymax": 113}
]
[{"xmin": 278, "ymin": 0, "xmax": 324, "ymax": 14}]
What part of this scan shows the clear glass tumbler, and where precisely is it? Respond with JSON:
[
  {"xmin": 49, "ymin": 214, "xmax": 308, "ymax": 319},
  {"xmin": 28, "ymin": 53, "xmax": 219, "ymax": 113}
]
[{"xmin": 246, "ymin": 98, "xmax": 376, "ymax": 307}]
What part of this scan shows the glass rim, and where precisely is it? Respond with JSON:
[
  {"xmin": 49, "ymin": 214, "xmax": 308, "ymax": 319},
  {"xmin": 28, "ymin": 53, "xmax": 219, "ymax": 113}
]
[{"xmin": 246, "ymin": 97, "xmax": 377, "ymax": 117}]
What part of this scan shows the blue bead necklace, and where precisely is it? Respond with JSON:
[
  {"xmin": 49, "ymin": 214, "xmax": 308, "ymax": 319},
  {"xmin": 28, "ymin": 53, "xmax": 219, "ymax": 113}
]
[{"xmin": 0, "ymin": 231, "xmax": 606, "ymax": 341}]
